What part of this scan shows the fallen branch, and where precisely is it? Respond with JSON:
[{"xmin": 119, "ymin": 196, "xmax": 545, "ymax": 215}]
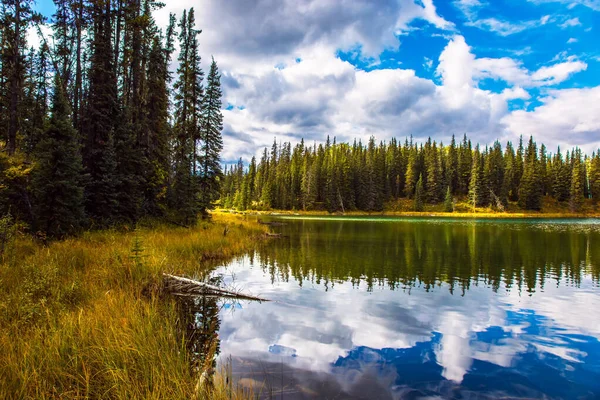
[
  {"xmin": 258, "ymin": 220, "xmax": 287, "ymax": 227},
  {"xmin": 163, "ymin": 273, "xmax": 269, "ymax": 302},
  {"xmin": 265, "ymin": 232, "xmax": 286, "ymax": 238}
]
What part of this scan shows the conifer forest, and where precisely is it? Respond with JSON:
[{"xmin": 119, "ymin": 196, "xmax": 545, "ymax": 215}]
[
  {"xmin": 221, "ymin": 135, "xmax": 600, "ymax": 213},
  {"xmin": 2, "ymin": 0, "xmax": 600, "ymax": 241},
  {"xmin": 0, "ymin": 1, "xmax": 223, "ymax": 238}
]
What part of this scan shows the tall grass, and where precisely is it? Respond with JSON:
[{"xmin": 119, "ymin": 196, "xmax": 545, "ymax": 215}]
[{"xmin": 0, "ymin": 214, "xmax": 266, "ymax": 399}]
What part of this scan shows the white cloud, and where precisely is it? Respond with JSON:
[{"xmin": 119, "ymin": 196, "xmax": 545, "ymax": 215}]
[
  {"xmin": 423, "ymin": 57, "xmax": 434, "ymax": 70},
  {"xmin": 560, "ymin": 17, "xmax": 583, "ymax": 27},
  {"xmin": 138, "ymin": 1, "xmax": 598, "ymax": 161},
  {"xmin": 467, "ymin": 16, "xmax": 549, "ymax": 36},
  {"xmin": 502, "ymin": 87, "xmax": 600, "ymax": 154},
  {"xmin": 528, "ymin": 0, "xmax": 600, "ymax": 11},
  {"xmin": 567, "ymin": 37, "xmax": 579, "ymax": 43},
  {"xmin": 421, "ymin": 0, "xmax": 455, "ymax": 30},
  {"xmin": 531, "ymin": 60, "xmax": 588, "ymax": 85},
  {"xmin": 439, "ymin": 36, "xmax": 587, "ymax": 88},
  {"xmin": 219, "ymin": 32, "xmax": 591, "ymax": 162},
  {"xmin": 454, "ymin": 0, "xmax": 486, "ymax": 19}
]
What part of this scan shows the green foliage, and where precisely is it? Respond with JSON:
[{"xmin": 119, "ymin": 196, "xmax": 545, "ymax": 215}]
[
  {"xmin": 0, "ymin": 213, "xmax": 17, "ymax": 259},
  {"xmin": 590, "ymin": 152, "xmax": 600, "ymax": 203},
  {"xmin": 444, "ymin": 186, "xmax": 454, "ymax": 212},
  {"xmin": 570, "ymin": 150, "xmax": 585, "ymax": 212},
  {"xmin": 31, "ymin": 77, "xmax": 85, "ymax": 238},
  {"xmin": 414, "ymin": 174, "xmax": 424, "ymax": 212},
  {"xmin": 199, "ymin": 58, "xmax": 224, "ymax": 215},
  {"xmin": 221, "ymin": 135, "xmax": 598, "ymax": 215}
]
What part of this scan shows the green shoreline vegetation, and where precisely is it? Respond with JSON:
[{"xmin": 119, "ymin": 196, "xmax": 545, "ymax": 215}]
[
  {"xmin": 220, "ymin": 136, "xmax": 600, "ymax": 216},
  {"xmin": 1, "ymin": 1, "xmax": 599, "ymax": 399},
  {"xmin": 218, "ymin": 195, "xmax": 600, "ymax": 219},
  {"xmin": 0, "ymin": 214, "xmax": 266, "ymax": 399}
]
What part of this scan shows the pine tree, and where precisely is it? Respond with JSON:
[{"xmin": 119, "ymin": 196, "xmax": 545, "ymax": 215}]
[
  {"xmin": 1, "ymin": 0, "xmax": 37, "ymax": 155},
  {"xmin": 469, "ymin": 147, "xmax": 484, "ymax": 209},
  {"xmin": 446, "ymin": 135, "xmax": 458, "ymax": 194},
  {"xmin": 414, "ymin": 174, "xmax": 424, "ymax": 212},
  {"xmin": 31, "ymin": 77, "xmax": 85, "ymax": 238},
  {"xmin": 404, "ymin": 144, "xmax": 419, "ymax": 198},
  {"xmin": 444, "ymin": 186, "xmax": 453, "ymax": 212},
  {"xmin": 170, "ymin": 8, "xmax": 204, "ymax": 224},
  {"xmin": 570, "ymin": 149, "xmax": 584, "ymax": 212},
  {"xmin": 425, "ymin": 141, "xmax": 442, "ymax": 203},
  {"xmin": 589, "ymin": 152, "xmax": 600, "ymax": 203},
  {"xmin": 552, "ymin": 147, "xmax": 570, "ymax": 202},
  {"xmin": 199, "ymin": 58, "xmax": 223, "ymax": 214},
  {"xmin": 518, "ymin": 136, "xmax": 542, "ymax": 211},
  {"xmin": 458, "ymin": 135, "xmax": 472, "ymax": 195},
  {"xmin": 143, "ymin": 34, "xmax": 172, "ymax": 216},
  {"xmin": 82, "ymin": 0, "xmax": 119, "ymax": 224}
]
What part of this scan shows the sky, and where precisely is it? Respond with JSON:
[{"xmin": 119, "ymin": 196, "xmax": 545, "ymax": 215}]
[{"xmin": 32, "ymin": 0, "xmax": 600, "ymax": 162}]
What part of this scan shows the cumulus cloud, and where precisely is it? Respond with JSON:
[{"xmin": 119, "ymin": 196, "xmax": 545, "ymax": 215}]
[
  {"xmin": 128, "ymin": 0, "xmax": 599, "ymax": 161},
  {"xmin": 502, "ymin": 87, "xmax": 600, "ymax": 153}
]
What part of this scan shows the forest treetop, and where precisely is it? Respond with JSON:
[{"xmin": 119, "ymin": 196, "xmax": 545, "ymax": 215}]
[{"xmin": 0, "ymin": 1, "xmax": 223, "ymax": 237}]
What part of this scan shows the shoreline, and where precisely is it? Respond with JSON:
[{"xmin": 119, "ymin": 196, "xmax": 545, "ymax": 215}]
[
  {"xmin": 0, "ymin": 214, "xmax": 267, "ymax": 399},
  {"xmin": 215, "ymin": 209, "xmax": 600, "ymax": 219}
]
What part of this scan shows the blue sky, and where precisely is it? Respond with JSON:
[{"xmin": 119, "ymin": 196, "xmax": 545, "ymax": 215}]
[{"xmin": 32, "ymin": 0, "xmax": 600, "ymax": 161}]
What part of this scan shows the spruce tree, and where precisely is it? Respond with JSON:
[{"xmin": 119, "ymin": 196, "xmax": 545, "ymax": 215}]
[
  {"xmin": 518, "ymin": 136, "xmax": 542, "ymax": 211},
  {"xmin": 589, "ymin": 152, "xmax": 600, "ymax": 203},
  {"xmin": 31, "ymin": 77, "xmax": 85, "ymax": 238},
  {"xmin": 570, "ymin": 150, "xmax": 584, "ymax": 212},
  {"xmin": 1, "ymin": 0, "xmax": 36, "ymax": 155},
  {"xmin": 404, "ymin": 144, "xmax": 419, "ymax": 198},
  {"xmin": 414, "ymin": 174, "xmax": 424, "ymax": 212},
  {"xmin": 446, "ymin": 135, "xmax": 458, "ymax": 194},
  {"xmin": 82, "ymin": 0, "xmax": 119, "ymax": 224},
  {"xmin": 444, "ymin": 186, "xmax": 453, "ymax": 212},
  {"xmin": 200, "ymin": 68, "xmax": 225, "ymax": 212},
  {"xmin": 170, "ymin": 8, "xmax": 203, "ymax": 224}
]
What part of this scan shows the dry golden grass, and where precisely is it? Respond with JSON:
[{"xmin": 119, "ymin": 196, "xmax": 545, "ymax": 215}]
[{"xmin": 0, "ymin": 214, "xmax": 266, "ymax": 399}]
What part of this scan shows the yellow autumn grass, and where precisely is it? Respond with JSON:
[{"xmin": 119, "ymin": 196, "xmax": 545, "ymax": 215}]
[
  {"xmin": 0, "ymin": 214, "xmax": 267, "ymax": 399},
  {"xmin": 218, "ymin": 196, "xmax": 600, "ymax": 219}
]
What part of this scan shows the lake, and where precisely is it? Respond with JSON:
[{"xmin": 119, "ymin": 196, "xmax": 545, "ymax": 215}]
[{"xmin": 198, "ymin": 217, "xmax": 600, "ymax": 399}]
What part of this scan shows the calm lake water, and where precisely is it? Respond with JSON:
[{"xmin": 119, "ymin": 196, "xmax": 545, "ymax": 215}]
[{"xmin": 208, "ymin": 217, "xmax": 600, "ymax": 399}]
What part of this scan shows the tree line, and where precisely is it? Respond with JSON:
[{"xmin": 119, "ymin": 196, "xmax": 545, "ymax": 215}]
[
  {"xmin": 0, "ymin": 1, "xmax": 223, "ymax": 238},
  {"xmin": 221, "ymin": 135, "xmax": 600, "ymax": 213}
]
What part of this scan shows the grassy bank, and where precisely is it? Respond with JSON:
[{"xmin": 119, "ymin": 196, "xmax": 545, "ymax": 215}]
[
  {"xmin": 0, "ymin": 214, "xmax": 267, "ymax": 399},
  {"xmin": 218, "ymin": 196, "xmax": 600, "ymax": 219}
]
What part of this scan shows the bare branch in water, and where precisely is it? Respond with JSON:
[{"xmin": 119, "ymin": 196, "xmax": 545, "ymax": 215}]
[{"xmin": 163, "ymin": 273, "xmax": 269, "ymax": 302}]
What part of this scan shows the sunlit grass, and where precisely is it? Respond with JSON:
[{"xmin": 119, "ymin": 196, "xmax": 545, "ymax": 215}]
[
  {"xmin": 0, "ymin": 214, "xmax": 266, "ymax": 399},
  {"xmin": 217, "ymin": 196, "xmax": 600, "ymax": 219}
]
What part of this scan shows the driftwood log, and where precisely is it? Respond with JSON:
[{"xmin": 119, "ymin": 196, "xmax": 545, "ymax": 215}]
[
  {"xmin": 163, "ymin": 273, "xmax": 269, "ymax": 302},
  {"xmin": 258, "ymin": 220, "xmax": 287, "ymax": 227},
  {"xmin": 265, "ymin": 232, "xmax": 287, "ymax": 238}
]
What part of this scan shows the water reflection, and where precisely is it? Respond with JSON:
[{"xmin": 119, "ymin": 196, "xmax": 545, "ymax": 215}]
[
  {"xmin": 176, "ymin": 283, "xmax": 222, "ymax": 379},
  {"xmin": 211, "ymin": 218, "xmax": 600, "ymax": 398}
]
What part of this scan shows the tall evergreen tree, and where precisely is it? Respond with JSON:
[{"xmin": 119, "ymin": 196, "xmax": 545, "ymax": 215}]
[
  {"xmin": 414, "ymin": 174, "xmax": 424, "ymax": 212},
  {"xmin": 170, "ymin": 8, "xmax": 203, "ymax": 224},
  {"xmin": 199, "ymin": 58, "xmax": 224, "ymax": 214},
  {"xmin": 81, "ymin": 0, "xmax": 119, "ymax": 224},
  {"xmin": 31, "ymin": 77, "xmax": 85, "ymax": 238},
  {"xmin": 570, "ymin": 149, "xmax": 584, "ymax": 212},
  {"xmin": 518, "ymin": 136, "xmax": 542, "ymax": 211}
]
